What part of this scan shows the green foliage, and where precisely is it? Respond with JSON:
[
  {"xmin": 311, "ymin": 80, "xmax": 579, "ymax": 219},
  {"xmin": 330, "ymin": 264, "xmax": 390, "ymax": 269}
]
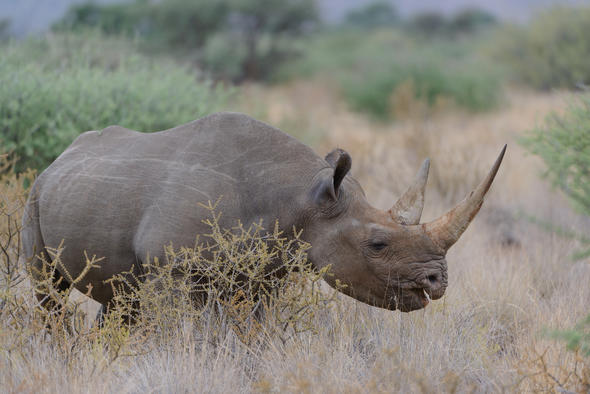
[
  {"xmin": 550, "ymin": 315, "xmax": 590, "ymax": 357},
  {"xmin": 406, "ymin": 8, "xmax": 495, "ymax": 38},
  {"xmin": 493, "ymin": 6, "xmax": 590, "ymax": 90},
  {"xmin": 522, "ymin": 90, "xmax": 590, "ymax": 366},
  {"xmin": 521, "ymin": 94, "xmax": 590, "ymax": 258},
  {"xmin": 201, "ymin": 32, "xmax": 248, "ymax": 81},
  {"xmin": 343, "ymin": 1, "xmax": 399, "ymax": 30},
  {"xmin": 0, "ymin": 33, "xmax": 229, "ymax": 172},
  {"xmin": 144, "ymin": 0, "xmax": 229, "ymax": 50},
  {"xmin": 0, "ymin": 19, "xmax": 10, "ymax": 41},
  {"xmin": 55, "ymin": 0, "xmax": 319, "ymax": 81},
  {"xmin": 407, "ymin": 12, "xmax": 448, "ymax": 37},
  {"xmin": 56, "ymin": 0, "xmax": 232, "ymax": 54},
  {"xmin": 280, "ymin": 29, "xmax": 501, "ymax": 119},
  {"xmin": 223, "ymin": 0, "xmax": 319, "ymax": 81},
  {"xmin": 342, "ymin": 58, "xmax": 499, "ymax": 119},
  {"xmin": 521, "ymin": 96, "xmax": 590, "ymax": 216},
  {"xmin": 449, "ymin": 8, "xmax": 496, "ymax": 34},
  {"xmin": 57, "ymin": 2, "xmax": 147, "ymax": 36}
]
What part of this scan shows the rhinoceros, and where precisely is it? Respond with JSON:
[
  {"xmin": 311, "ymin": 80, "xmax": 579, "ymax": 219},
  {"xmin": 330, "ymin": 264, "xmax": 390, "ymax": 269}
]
[{"xmin": 22, "ymin": 112, "xmax": 505, "ymax": 313}]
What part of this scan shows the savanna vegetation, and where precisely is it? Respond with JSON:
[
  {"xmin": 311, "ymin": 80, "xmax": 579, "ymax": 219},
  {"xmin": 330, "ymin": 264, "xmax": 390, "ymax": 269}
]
[
  {"xmin": 56, "ymin": 0, "xmax": 319, "ymax": 82},
  {"xmin": 1, "ymin": 1, "xmax": 590, "ymax": 392},
  {"xmin": 492, "ymin": 6, "xmax": 590, "ymax": 90},
  {"xmin": 0, "ymin": 32, "xmax": 229, "ymax": 172}
]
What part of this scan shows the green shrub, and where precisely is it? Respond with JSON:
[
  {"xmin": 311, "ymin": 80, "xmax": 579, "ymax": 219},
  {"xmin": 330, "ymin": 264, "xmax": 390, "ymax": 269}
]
[
  {"xmin": 407, "ymin": 11, "xmax": 448, "ymax": 37},
  {"xmin": 281, "ymin": 29, "xmax": 501, "ymax": 119},
  {"xmin": 449, "ymin": 8, "xmax": 496, "ymax": 35},
  {"xmin": 521, "ymin": 94, "xmax": 590, "ymax": 257},
  {"xmin": 343, "ymin": 1, "xmax": 399, "ymax": 30},
  {"xmin": 56, "ymin": 2, "xmax": 147, "ymax": 36},
  {"xmin": 143, "ymin": 0, "xmax": 229, "ymax": 50},
  {"xmin": 0, "ymin": 33, "xmax": 229, "ymax": 172},
  {"xmin": 493, "ymin": 6, "xmax": 590, "ymax": 90},
  {"xmin": 56, "ymin": 0, "xmax": 319, "ymax": 81},
  {"xmin": 550, "ymin": 314, "xmax": 590, "ymax": 358},
  {"xmin": 0, "ymin": 19, "xmax": 10, "ymax": 41},
  {"xmin": 522, "ymin": 96, "xmax": 590, "ymax": 382},
  {"xmin": 521, "ymin": 95, "xmax": 590, "ymax": 218},
  {"xmin": 201, "ymin": 32, "xmax": 249, "ymax": 81},
  {"xmin": 341, "ymin": 59, "xmax": 499, "ymax": 118},
  {"xmin": 401, "ymin": 8, "xmax": 497, "ymax": 38}
]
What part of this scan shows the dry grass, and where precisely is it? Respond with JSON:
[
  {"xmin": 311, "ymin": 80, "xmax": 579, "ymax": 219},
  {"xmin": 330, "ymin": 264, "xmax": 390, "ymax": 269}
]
[{"xmin": 2, "ymin": 81, "xmax": 590, "ymax": 392}]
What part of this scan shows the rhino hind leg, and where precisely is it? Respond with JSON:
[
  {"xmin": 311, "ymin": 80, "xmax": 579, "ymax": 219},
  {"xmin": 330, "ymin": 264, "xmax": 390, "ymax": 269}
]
[
  {"xmin": 27, "ymin": 239, "xmax": 72, "ymax": 311},
  {"xmin": 33, "ymin": 255, "xmax": 72, "ymax": 309},
  {"xmin": 21, "ymin": 192, "xmax": 72, "ymax": 311}
]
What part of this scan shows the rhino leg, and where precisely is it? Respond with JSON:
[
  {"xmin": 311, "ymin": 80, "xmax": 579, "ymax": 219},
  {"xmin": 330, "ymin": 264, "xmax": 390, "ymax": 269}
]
[
  {"xmin": 33, "ymin": 255, "xmax": 72, "ymax": 309},
  {"xmin": 21, "ymin": 189, "xmax": 71, "ymax": 311}
]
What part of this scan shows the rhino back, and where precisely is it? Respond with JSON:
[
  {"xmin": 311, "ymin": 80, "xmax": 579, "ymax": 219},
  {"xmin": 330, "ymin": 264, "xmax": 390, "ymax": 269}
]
[{"xmin": 34, "ymin": 112, "xmax": 326, "ymax": 302}]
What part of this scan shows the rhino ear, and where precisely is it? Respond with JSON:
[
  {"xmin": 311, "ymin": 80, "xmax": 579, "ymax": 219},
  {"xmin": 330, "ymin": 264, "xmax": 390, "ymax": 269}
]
[
  {"xmin": 314, "ymin": 149, "xmax": 352, "ymax": 204},
  {"xmin": 325, "ymin": 149, "xmax": 342, "ymax": 167}
]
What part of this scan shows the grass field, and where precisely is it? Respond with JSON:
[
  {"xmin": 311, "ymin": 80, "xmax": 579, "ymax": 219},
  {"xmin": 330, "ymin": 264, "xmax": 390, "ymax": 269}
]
[{"xmin": 1, "ymin": 81, "xmax": 589, "ymax": 392}]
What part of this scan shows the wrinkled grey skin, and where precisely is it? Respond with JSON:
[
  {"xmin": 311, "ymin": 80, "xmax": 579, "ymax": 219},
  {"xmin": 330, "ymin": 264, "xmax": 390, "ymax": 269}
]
[{"xmin": 22, "ymin": 112, "xmax": 503, "ymax": 313}]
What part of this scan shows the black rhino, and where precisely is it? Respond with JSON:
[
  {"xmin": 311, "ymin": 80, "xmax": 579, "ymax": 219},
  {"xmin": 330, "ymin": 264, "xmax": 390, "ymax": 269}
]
[{"xmin": 22, "ymin": 112, "xmax": 505, "ymax": 313}]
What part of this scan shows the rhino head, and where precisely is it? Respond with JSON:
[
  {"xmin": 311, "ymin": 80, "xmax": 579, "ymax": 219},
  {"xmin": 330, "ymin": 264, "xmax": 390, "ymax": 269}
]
[{"xmin": 304, "ymin": 146, "xmax": 506, "ymax": 312}]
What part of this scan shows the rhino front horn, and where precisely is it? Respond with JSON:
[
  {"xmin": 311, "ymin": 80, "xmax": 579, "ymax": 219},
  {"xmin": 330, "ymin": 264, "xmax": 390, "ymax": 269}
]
[
  {"xmin": 425, "ymin": 145, "xmax": 507, "ymax": 250},
  {"xmin": 389, "ymin": 158, "xmax": 430, "ymax": 225}
]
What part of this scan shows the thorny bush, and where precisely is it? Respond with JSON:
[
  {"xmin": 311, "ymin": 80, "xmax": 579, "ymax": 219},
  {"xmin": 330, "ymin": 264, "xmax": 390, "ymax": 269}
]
[{"xmin": 107, "ymin": 199, "xmax": 340, "ymax": 347}]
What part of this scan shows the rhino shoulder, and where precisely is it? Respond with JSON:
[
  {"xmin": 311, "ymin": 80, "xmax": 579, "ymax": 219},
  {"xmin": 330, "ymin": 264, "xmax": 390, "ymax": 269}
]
[
  {"xmin": 182, "ymin": 112, "xmax": 289, "ymax": 140},
  {"xmin": 64, "ymin": 126, "xmax": 143, "ymax": 157},
  {"xmin": 73, "ymin": 125, "xmax": 138, "ymax": 145},
  {"xmin": 194, "ymin": 111, "xmax": 261, "ymax": 127}
]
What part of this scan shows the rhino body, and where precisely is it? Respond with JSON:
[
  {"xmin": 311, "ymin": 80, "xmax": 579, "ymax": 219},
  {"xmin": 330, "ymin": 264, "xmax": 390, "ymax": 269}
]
[{"xmin": 22, "ymin": 112, "xmax": 505, "ymax": 312}]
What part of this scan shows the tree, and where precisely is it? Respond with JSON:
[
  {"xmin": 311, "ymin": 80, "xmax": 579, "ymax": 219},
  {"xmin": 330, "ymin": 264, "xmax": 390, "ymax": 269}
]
[
  {"xmin": 55, "ymin": 0, "xmax": 319, "ymax": 82},
  {"xmin": 343, "ymin": 1, "xmax": 399, "ymax": 30},
  {"xmin": 231, "ymin": 0, "xmax": 318, "ymax": 80},
  {"xmin": 493, "ymin": 6, "xmax": 590, "ymax": 90},
  {"xmin": 408, "ymin": 12, "xmax": 448, "ymax": 37},
  {"xmin": 56, "ymin": 2, "xmax": 145, "ymax": 36},
  {"xmin": 0, "ymin": 19, "xmax": 11, "ymax": 41},
  {"xmin": 449, "ymin": 8, "xmax": 496, "ymax": 35}
]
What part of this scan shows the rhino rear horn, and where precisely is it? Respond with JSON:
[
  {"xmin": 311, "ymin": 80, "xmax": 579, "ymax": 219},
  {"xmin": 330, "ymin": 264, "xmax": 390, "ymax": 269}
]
[
  {"xmin": 389, "ymin": 159, "xmax": 430, "ymax": 225},
  {"xmin": 425, "ymin": 145, "xmax": 506, "ymax": 250}
]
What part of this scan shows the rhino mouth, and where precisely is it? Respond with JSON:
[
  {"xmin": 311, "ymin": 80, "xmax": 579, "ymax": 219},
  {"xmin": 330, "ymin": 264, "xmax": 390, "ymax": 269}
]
[
  {"xmin": 393, "ymin": 288, "xmax": 431, "ymax": 312},
  {"xmin": 385, "ymin": 283, "xmax": 448, "ymax": 312}
]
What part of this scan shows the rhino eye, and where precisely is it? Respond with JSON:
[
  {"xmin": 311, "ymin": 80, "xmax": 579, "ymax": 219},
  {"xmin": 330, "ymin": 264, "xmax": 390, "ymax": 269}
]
[{"xmin": 370, "ymin": 241, "xmax": 388, "ymax": 252}]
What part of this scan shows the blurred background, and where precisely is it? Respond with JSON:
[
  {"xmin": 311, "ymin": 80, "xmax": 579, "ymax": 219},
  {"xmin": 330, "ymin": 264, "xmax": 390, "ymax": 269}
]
[
  {"xmin": 1, "ymin": 0, "xmax": 590, "ymax": 172},
  {"xmin": 2, "ymin": 0, "xmax": 589, "ymax": 37}
]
